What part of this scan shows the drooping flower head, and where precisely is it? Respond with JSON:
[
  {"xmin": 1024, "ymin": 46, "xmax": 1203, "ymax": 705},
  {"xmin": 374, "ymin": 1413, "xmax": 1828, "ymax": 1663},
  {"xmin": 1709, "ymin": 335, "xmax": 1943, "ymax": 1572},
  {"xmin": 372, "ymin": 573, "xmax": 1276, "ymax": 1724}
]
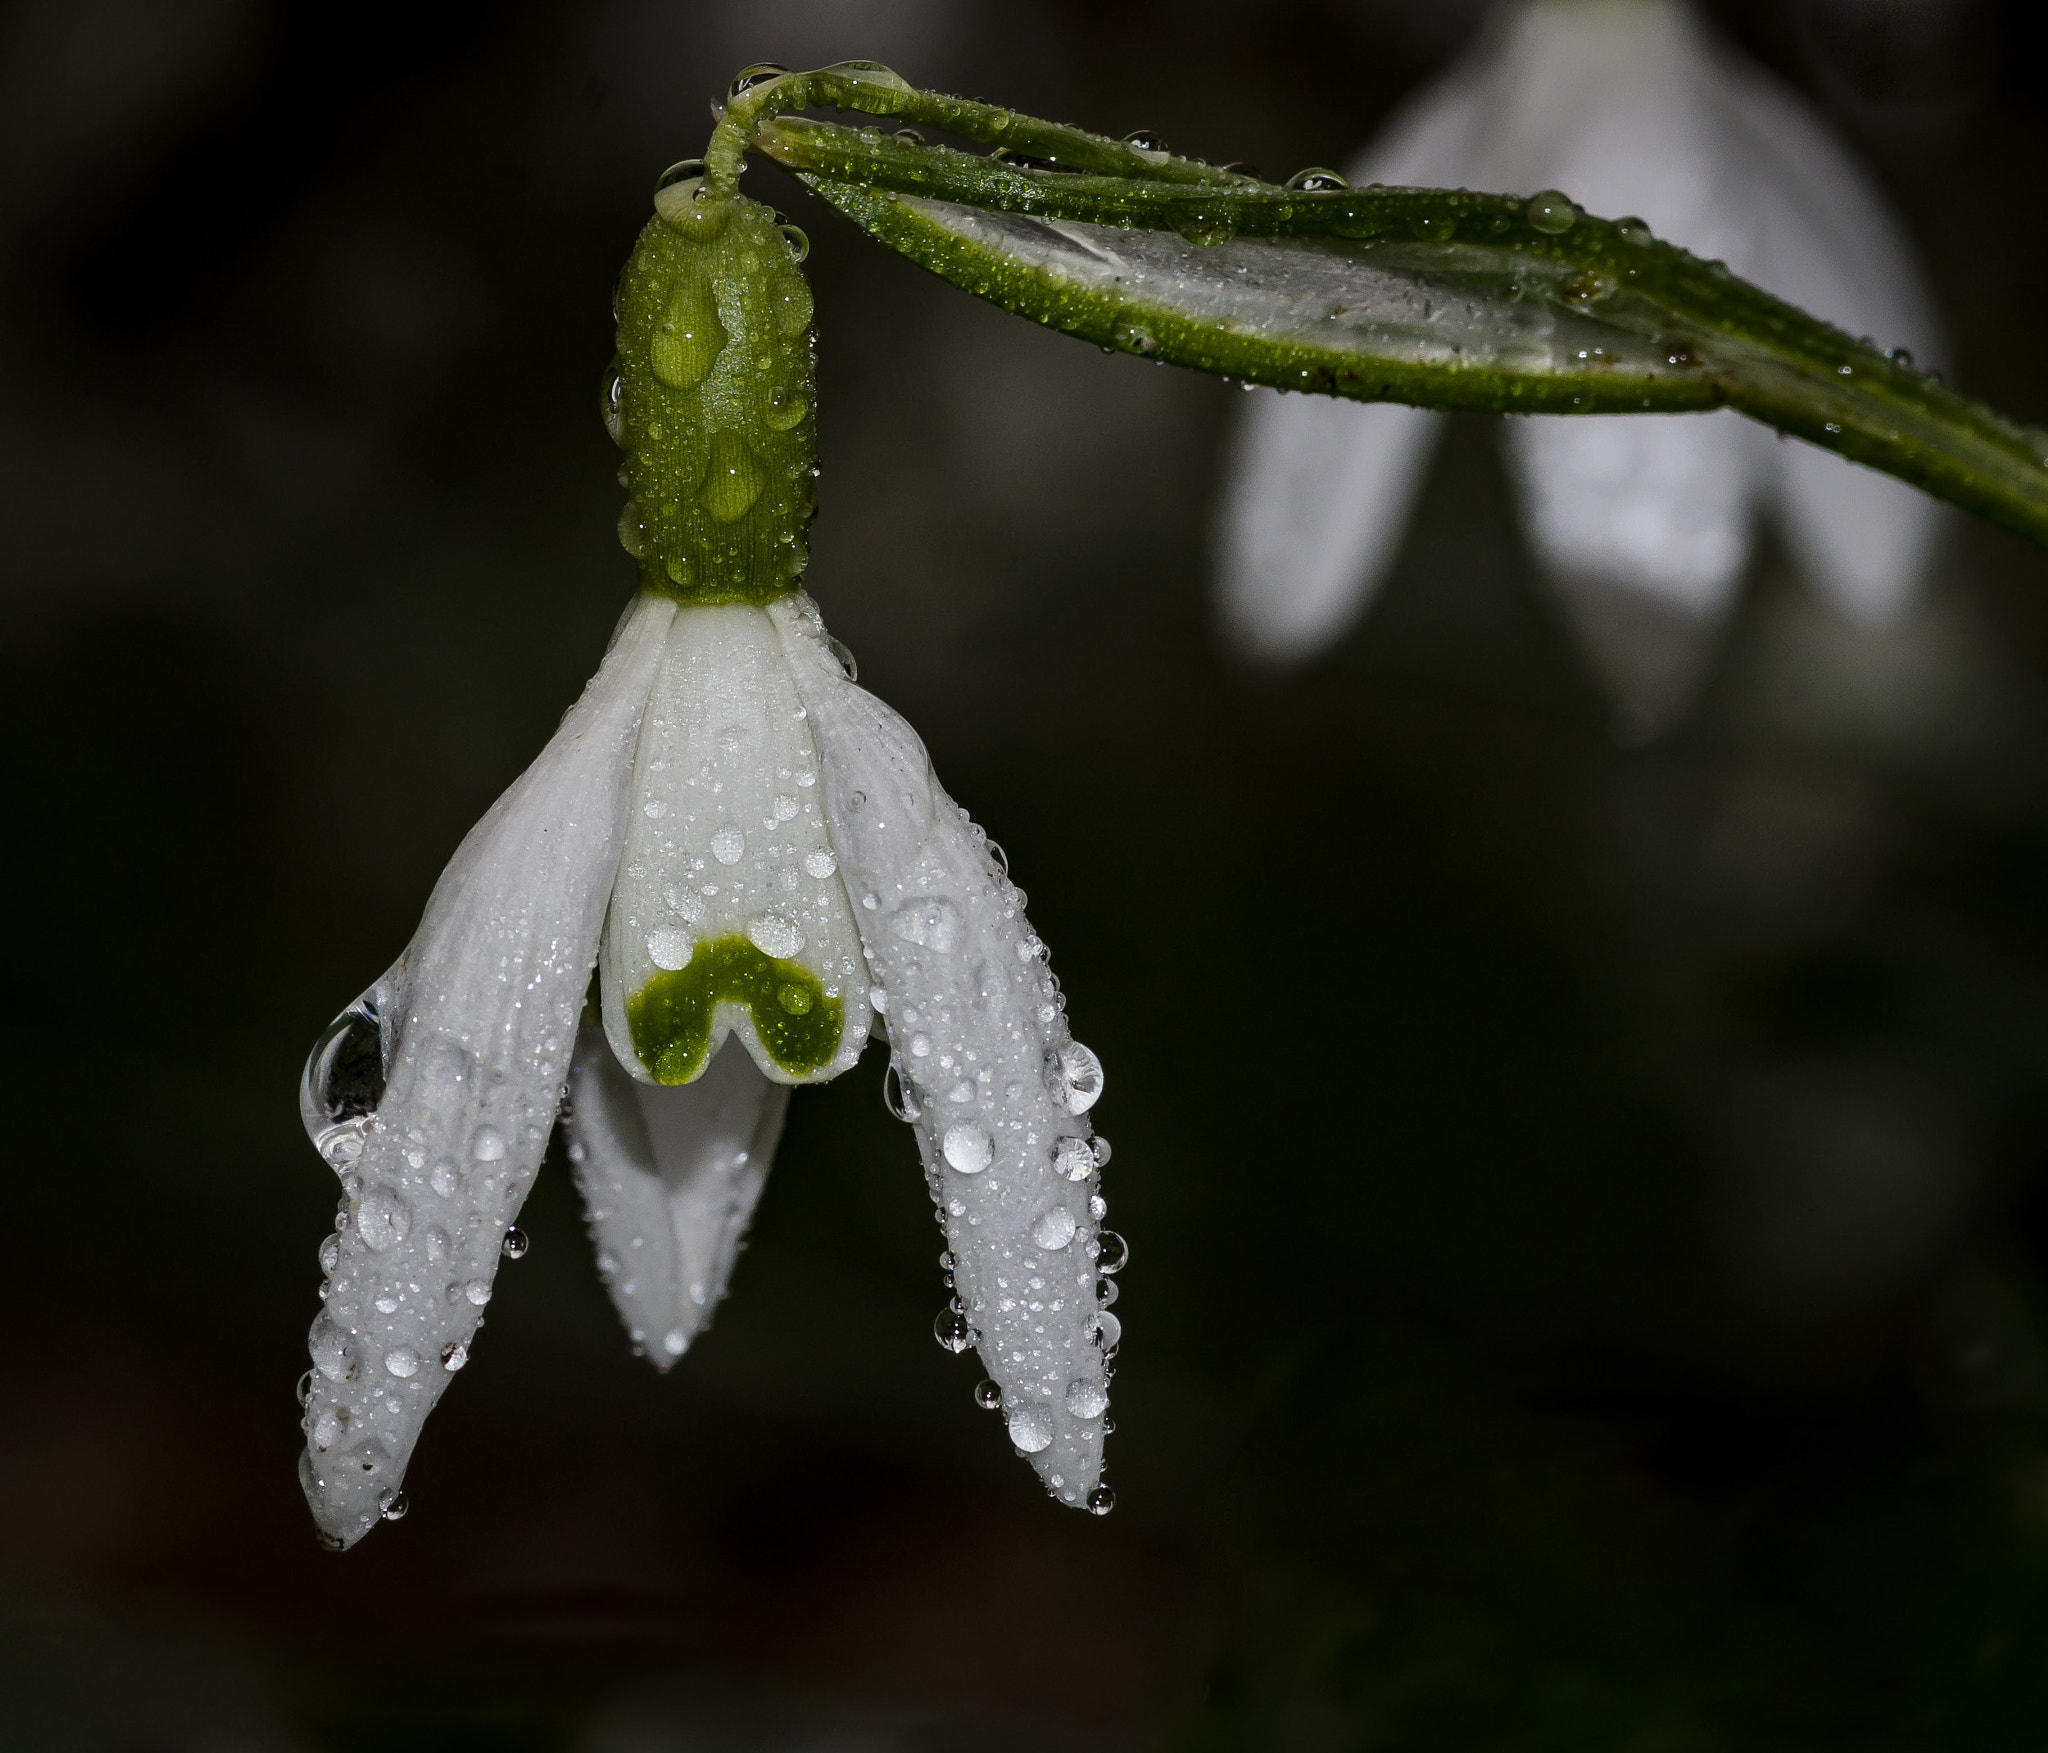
[
  {"xmin": 1219, "ymin": 0, "xmax": 1944, "ymax": 734},
  {"xmin": 298, "ymin": 152, "xmax": 1119, "ymax": 1548}
]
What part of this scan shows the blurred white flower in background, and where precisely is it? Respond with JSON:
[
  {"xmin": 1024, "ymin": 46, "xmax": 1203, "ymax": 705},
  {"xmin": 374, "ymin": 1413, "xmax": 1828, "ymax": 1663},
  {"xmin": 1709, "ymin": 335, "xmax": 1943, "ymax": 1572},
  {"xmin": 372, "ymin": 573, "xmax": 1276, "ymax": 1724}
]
[{"xmin": 1220, "ymin": 0, "xmax": 1945, "ymax": 735}]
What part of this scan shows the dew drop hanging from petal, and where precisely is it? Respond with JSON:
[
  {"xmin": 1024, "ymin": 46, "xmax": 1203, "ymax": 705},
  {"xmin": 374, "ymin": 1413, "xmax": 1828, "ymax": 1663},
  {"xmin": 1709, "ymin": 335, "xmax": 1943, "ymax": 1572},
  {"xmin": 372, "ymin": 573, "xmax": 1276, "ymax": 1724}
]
[{"xmin": 300, "ymin": 991, "xmax": 389, "ymax": 1173}]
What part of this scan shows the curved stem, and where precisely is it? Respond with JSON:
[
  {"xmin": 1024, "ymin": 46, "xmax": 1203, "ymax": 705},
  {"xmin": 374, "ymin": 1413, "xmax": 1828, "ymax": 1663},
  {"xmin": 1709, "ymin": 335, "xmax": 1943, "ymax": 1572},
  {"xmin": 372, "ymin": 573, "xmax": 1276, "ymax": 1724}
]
[{"xmin": 713, "ymin": 65, "xmax": 2048, "ymax": 552}]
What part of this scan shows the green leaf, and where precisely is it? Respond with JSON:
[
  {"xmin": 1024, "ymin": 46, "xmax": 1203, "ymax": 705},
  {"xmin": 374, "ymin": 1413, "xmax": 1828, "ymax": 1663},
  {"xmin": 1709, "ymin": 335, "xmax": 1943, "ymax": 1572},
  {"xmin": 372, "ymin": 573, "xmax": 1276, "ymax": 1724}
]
[{"xmin": 703, "ymin": 65, "xmax": 2048, "ymax": 554}]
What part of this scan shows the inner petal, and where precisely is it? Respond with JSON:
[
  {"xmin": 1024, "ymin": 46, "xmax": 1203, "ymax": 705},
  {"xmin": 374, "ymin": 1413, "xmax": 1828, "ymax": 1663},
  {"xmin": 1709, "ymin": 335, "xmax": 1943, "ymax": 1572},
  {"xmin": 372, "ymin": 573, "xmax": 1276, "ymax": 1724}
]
[{"xmin": 601, "ymin": 601, "xmax": 867, "ymax": 1085}]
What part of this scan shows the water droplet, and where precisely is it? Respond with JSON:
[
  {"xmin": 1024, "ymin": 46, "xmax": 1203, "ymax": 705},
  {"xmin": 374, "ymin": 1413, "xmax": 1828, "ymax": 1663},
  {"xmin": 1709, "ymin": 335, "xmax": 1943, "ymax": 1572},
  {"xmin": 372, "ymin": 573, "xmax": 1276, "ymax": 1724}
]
[
  {"xmin": 441, "ymin": 1340, "xmax": 469, "ymax": 1370},
  {"xmin": 1411, "ymin": 211, "xmax": 1457, "ymax": 241},
  {"xmin": 1615, "ymin": 215, "xmax": 1653, "ymax": 245},
  {"xmin": 601, "ymin": 360, "xmax": 625, "ymax": 445},
  {"xmin": 1052, "ymin": 1135, "xmax": 1095, "ymax": 1181},
  {"xmin": 1122, "ymin": 129, "xmax": 1170, "ymax": 153},
  {"xmin": 826, "ymin": 635, "xmax": 858, "ymax": 680},
  {"xmin": 803, "ymin": 848, "xmax": 838, "ymax": 879},
  {"xmin": 380, "ymin": 1490, "xmax": 410, "ymax": 1522},
  {"xmin": 1065, "ymin": 1377, "xmax": 1108, "ymax": 1418},
  {"xmin": 1111, "ymin": 315, "xmax": 1159, "ymax": 356},
  {"xmin": 943, "ymin": 1123, "xmax": 993, "ymax": 1174},
  {"xmin": 465, "ymin": 1280, "xmax": 492, "ymax": 1306},
  {"xmin": 647, "ymin": 926, "xmax": 696, "ymax": 970},
  {"xmin": 301, "ymin": 992, "xmax": 387, "ymax": 1170},
  {"xmin": 1093, "ymin": 1310, "xmax": 1122, "ymax": 1351},
  {"xmin": 1285, "ymin": 167, "xmax": 1348, "ymax": 192},
  {"xmin": 1095, "ymin": 1230, "xmax": 1128, "ymax": 1274},
  {"xmin": 778, "ymin": 982, "xmax": 814, "ymax": 1016},
  {"xmin": 502, "ymin": 1227, "xmax": 529, "ymax": 1260},
  {"xmin": 428, "ymin": 1160, "xmax": 461, "ymax": 1199},
  {"xmin": 934, "ymin": 1308, "xmax": 973, "ymax": 1353},
  {"xmin": 889, "ymin": 898, "xmax": 961, "ymax": 953},
  {"xmin": 295, "ymin": 1369, "xmax": 315, "ymax": 1406},
  {"xmin": 618, "ymin": 501, "xmax": 652, "ymax": 559},
  {"xmin": 883, "ymin": 1055, "xmax": 922, "ymax": 1122},
  {"xmin": 1033, "ymin": 1207, "xmax": 1078, "ymax": 1250},
  {"xmin": 1090, "ymin": 1136, "xmax": 1112, "ymax": 1168},
  {"xmin": 1052, "ymin": 1041, "xmax": 1104, "ymax": 1114},
  {"xmin": 656, "ymin": 157, "xmax": 709, "ymax": 191},
  {"xmin": 309, "ymin": 1319, "xmax": 356, "ymax": 1383},
  {"xmin": 1527, "ymin": 190, "xmax": 1579, "ymax": 234},
  {"xmin": 1008, "ymin": 1406, "xmax": 1053, "ymax": 1453},
  {"xmin": 910, "ymin": 1033, "xmax": 932, "ymax": 1058},
  {"xmin": 471, "ymin": 1125, "xmax": 506, "ymax": 1163},
  {"xmin": 727, "ymin": 64, "xmax": 787, "ymax": 98},
  {"xmin": 1097, "ymin": 1277, "xmax": 1119, "ymax": 1306},
  {"xmin": 662, "ymin": 1326, "xmax": 690, "ymax": 1356},
  {"xmin": 384, "ymin": 1346, "xmax": 421, "ymax": 1379},
  {"xmin": 975, "ymin": 1378, "xmax": 1004, "ymax": 1411},
  {"xmin": 1086, "ymin": 1484, "xmax": 1115, "ymax": 1516},
  {"xmin": 745, "ymin": 910, "xmax": 805, "ymax": 959},
  {"xmin": 1177, "ymin": 208, "xmax": 1237, "ymax": 247},
  {"xmin": 820, "ymin": 58, "xmax": 910, "ymax": 92},
  {"xmin": 318, "ymin": 1234, "xmax": 341, "ymax": 1275},
  {"xmin": 1888, "ymin": 346, "xmax": 1916, "ymax": 369},
  {"xmin": 779, "ymin": 224, "xmax": 810, "ymax": 264},
  {"xmin": 1089, "ymin": 1194, "xmax": 1108, "ymax": 1220},
  {"xmin": 699, "ymin": 431, "xmax": 767, "ymax": 522},
  {"xmin": 356, "ymin": 1184, "xmax": 412, "ymax": 1253}
]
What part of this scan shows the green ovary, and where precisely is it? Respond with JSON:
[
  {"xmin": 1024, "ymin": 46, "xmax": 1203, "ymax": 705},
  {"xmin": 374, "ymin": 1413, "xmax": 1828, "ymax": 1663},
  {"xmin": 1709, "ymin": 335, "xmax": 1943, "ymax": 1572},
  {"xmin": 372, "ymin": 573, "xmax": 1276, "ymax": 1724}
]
[
  {"xmin": 612, "ymin": 191, "xmax": 817, "ymax": 604},
  {"xmin": 626, "ymin": 934, "xmax": 842, "ymax": 1084}
]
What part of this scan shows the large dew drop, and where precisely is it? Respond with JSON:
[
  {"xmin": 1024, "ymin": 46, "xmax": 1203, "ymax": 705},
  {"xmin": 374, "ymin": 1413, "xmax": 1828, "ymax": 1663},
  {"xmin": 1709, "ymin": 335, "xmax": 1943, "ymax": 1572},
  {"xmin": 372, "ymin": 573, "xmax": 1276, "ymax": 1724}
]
[
  {"xmin": 1007, "ymin": 1406, "xmax": 1054, "ymax": 1453},
  {"xmin": 649, "ymin": 283, "xmax": 728, "ymax": 389},
  {"xmin": 942, "ymin": 1124, "xmax": 993, "ymax": 1174},
  {"xmin": 301, "ymin": 992, "xmax": 388, "ymax": 1171},
  {"xmin": 699, "ymin": 431, "xmax": 768, "ymax": 522}
]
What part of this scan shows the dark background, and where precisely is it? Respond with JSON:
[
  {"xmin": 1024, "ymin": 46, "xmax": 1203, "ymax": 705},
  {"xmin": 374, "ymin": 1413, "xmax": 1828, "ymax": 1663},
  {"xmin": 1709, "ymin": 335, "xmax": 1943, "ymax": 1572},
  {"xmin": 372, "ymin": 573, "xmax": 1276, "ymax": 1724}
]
[{"xmin": 7, "ymin": 0, "xmax": 2048, "ymax": 1746}]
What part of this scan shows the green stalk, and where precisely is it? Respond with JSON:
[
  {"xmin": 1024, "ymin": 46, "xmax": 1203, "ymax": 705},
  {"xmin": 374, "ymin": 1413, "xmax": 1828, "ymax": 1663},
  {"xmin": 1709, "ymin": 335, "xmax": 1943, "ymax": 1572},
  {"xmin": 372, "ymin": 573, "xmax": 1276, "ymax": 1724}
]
[{"xmin": 705, "ymin": 63, "xmax": 2048, "ymax": 552}]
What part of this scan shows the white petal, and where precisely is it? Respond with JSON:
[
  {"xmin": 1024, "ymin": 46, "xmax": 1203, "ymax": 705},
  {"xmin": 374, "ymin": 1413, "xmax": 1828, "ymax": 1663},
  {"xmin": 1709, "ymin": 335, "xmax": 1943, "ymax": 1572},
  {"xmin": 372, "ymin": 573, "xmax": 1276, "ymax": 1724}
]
[
  {"xmin": 600, "ymin": 602, "xmax": 869, "ymax": 1087},
  {"xmin": 1705, "ymin": 42, "xmax": 1943, "ymax": 624},
  {"xmin": 299, "ymin": 591, "xmax": 675, "ymax": 1549},
  {"xmin": 769, "ymin": 593, "xmax": 1113, "ymax": 1508},
  {"xmin": 1508, "ymin": 412, "xmax": 1755, "ymax": 617},
  {"xmin": 1507, "ymin": 408, "xmax": 1759, "ymax": 736},
  {"xmin": 1208, "ymin": 48, "xmax": 1494, "ymax": 664},
  {"xmin": 1216, "ymin": 395, "xmax": 1442, "ymax": 664},
  {"xmin": 567, "ymin": 1022, "xmax": 788, "ymax": 1367}
]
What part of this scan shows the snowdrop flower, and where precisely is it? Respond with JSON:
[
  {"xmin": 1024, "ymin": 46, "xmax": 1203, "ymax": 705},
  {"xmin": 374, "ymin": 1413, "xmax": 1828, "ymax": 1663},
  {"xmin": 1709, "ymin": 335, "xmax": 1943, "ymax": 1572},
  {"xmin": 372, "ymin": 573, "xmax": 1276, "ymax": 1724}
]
[
  {"xmin": 297, "ymin": 173, "xmax": 1118, "ymax": 1547},
  {"xmin": 1220, "ymin": 0, "xmax": 1943, "ymax": 732}
]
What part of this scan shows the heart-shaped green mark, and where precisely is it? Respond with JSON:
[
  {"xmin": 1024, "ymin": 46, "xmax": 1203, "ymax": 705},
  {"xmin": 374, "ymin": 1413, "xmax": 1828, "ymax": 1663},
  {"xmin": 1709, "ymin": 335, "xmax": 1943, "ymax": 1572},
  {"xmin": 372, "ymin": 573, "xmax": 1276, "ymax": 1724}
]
[{"xmin": 626, "ymin": 933, "xmax": 842, "ymax": 1083}]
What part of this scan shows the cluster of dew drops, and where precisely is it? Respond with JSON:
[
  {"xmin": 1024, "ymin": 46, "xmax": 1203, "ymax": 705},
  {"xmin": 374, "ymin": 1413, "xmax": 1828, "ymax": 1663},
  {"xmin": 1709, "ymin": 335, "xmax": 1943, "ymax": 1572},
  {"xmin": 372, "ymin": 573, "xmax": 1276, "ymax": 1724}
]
[
  {"xmin": 923, "ymin": 1029, "xmax": 1127, "ymax": 1520},
  {"xmin": 296, "ymin": 996, "xmax": 538, "ymax": 1535}
]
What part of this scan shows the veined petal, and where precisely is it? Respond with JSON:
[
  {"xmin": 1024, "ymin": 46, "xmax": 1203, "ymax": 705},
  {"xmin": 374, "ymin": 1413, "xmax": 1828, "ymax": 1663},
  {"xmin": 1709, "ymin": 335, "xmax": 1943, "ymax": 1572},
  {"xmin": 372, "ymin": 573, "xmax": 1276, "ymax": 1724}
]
[
  {"xmin": 300, "ymin": 591, "xmax": 676, "ymax": 1549},
  {"xmin": 769, "ymin": 593, "xmax": 1114, "ymax": 1509},
  {"xmin": 566, "ymin": 1020, "xmax": 788, "ymax": 1367},
  {"xmin": 600, "ymin": 602, "xmax": 869, "ymax": 1088}
]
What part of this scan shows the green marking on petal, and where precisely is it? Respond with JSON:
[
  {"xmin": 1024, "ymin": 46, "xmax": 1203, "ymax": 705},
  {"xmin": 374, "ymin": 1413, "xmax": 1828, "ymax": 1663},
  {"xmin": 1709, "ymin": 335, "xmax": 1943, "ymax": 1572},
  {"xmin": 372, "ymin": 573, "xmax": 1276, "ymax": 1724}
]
[{"xmin": 626, "ymin": 934, "xmax": 841, "ymax": 1083}]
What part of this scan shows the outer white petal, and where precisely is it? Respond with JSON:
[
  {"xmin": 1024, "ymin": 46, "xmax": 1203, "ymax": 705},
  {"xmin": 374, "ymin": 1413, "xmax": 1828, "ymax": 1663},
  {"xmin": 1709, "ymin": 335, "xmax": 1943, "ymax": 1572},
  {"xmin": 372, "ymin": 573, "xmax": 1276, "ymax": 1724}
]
[
  {"xmin": 300, "ymin": 591, "xmax": 676, "ymax": 1549},
  {"xmin": 1208, "ymin": 50, "xmax": 1494, "ymax": 664},
  {"xmin": 566, "ymin": 1021, "xmax": 788, "ymax": 1367},
  {"xmin": 600, "ymin": 602, "xmax": 869, "ymax": 1087},
  {"xmin": 1217, "ymin": 396, "xmax": 1442, "ymax": 665},
  {"xmin": 1706, "ymin": 42, "xmax": 1943, "ymax": 623},
  {"xmin": 769, "ymin": 593, "xmax": 1114, "ymax": 1508}
]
